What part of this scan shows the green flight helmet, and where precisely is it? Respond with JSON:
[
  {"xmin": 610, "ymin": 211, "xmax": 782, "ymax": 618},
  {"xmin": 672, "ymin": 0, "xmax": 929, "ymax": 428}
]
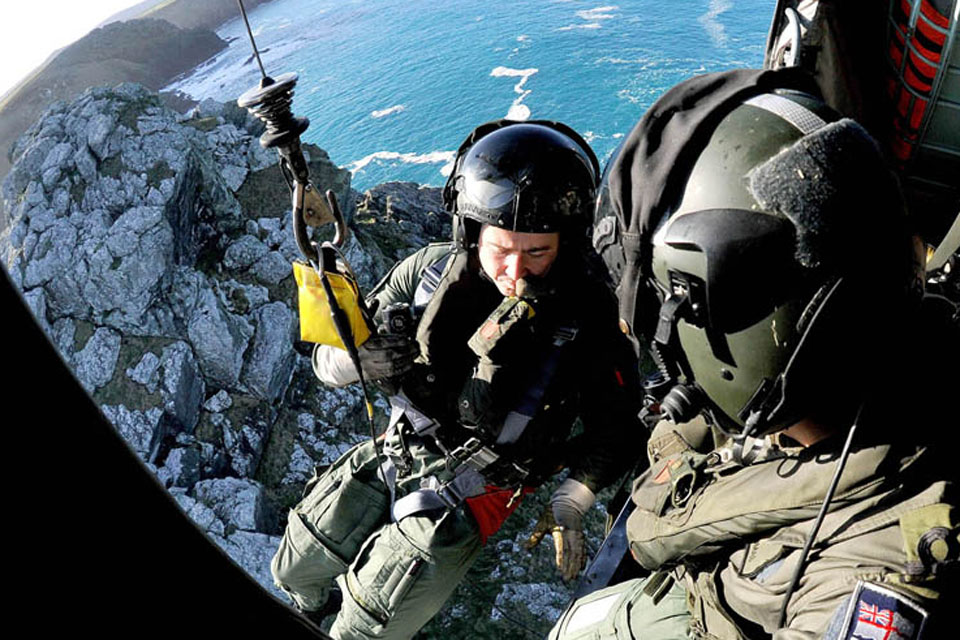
[
  {"xmin": 443, "ymin": 120, "xmax": 600, "ymax": 248},
  {"xmin": 648, "ymin": 90, "xmax": 917, "ymax": 436}
]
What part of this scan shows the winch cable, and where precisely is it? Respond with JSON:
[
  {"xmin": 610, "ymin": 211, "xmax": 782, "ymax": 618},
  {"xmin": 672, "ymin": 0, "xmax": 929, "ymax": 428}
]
[
  {"xmin": 237, "ymin": 0, "xmax": 268, "ymax": 79},
  {"xmin": 777, "ymin": 402, "xmax": 863, "ymax": 629},
  {"xmin": 234, "ymin": 0, "xmax": 384, "ymax": 479}
]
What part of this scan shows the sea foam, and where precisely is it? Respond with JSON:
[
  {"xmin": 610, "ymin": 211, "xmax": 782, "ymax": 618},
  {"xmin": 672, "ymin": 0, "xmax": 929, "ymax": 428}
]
[
  {"xmin": 558, "ymin": 23, "xmax": 602, "ymax": 31},
  {"xmin": 576, "ymin": 6, "xmax": 619, "ymax": 20},
  {"xmin": 491, "ymin": 66, "xmax": 538, "ymax": 120},
  {"xmin": 371, "ymin": 105, "xmax": 406, "ymax": 118},
  {"xmin": 698, "ymin": 0, "xmax": 733, "ymax": 47},
  {"xmin": 348, "ymin": 150, "xmax": 456, "ymax": 174}
]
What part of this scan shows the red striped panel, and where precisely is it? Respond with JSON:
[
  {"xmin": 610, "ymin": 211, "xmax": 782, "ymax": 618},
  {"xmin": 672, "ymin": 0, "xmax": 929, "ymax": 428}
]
[
  {"xmin": 899, "ymin": 0, "xmax": 914, "ymax": 26},
  {"xmin": 890, "ymin": 39, "xmax": 905, "ymax": 67},
  {"xmin": 891, "ymin": 135, "xmax": 913, "ymax": 161},
  {"xmin": 909, "ymin": 97, "xmax": 929, "ymax": 130},
  {"xmin": 911, "ymin": 36, "xmax": 942, "ymax": 62},
  {"xmin": 920, "ymin": 0, "xmax": 950, "ymax": 27},
  {"xmin": 910, "ymin": 38, "xmax": 940, "ymax": 62},
  {"xmin": 897, "ymin": 85, "xmax": 912, "ymax": 117},
  {"xmin": 893, "ymin": 114, "xmax": 919, "ymax": 139},
  {"xmin": 909, "ymin": 48, "xmax": 938, "ymax": 79},
  {"xmin": 894, "ymin": 25, "xmax": 907, "ymax": 46},
  {"xmin": 916, "ymin": 13, "xmax": 948, "ymax": 46},
  {"xmin": 904, "ymin": 57, "xmax": 934, "ymax": 92}
]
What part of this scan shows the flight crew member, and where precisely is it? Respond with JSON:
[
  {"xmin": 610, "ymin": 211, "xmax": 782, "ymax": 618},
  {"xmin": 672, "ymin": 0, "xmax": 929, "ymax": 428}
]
[
  {"xmin": 271, "ymin": 120, "xmax": 645, "ymax": 640},
  {"xmin": 549, "ymin": 70, "xmax": 958, "ymax": 639}
]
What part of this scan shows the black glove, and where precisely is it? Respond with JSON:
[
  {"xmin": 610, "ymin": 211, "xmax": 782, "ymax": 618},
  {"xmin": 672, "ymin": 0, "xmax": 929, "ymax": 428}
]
[{"xmin": 358, "ymin": 333, "xmax": 419, "ymax": 380}]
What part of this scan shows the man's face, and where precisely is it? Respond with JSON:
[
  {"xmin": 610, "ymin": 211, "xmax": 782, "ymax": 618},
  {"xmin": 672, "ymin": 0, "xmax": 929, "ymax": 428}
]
[{"xmin": 477, "ymin": 223, "xmax": 560, "ymax": 297}]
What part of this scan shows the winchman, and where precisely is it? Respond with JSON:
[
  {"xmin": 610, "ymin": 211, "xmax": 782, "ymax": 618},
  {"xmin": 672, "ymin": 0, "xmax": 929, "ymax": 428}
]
[
  {"xmin": 270, "ymin": 120, "xmax": 646, "ymax": 639},
  {"xmin": 548, "ymin": 69, "xmax": 958, "ymax": 639}
]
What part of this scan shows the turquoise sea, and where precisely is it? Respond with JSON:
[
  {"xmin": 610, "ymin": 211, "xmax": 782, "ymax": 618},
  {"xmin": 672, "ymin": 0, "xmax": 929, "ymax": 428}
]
[{"xmin": 166, "ymin": 0, "xmax": 773, "ymax": 191}]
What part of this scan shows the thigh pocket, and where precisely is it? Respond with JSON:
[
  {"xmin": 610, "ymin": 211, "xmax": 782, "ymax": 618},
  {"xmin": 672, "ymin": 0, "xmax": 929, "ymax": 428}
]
[
  {"xmin": 296, "ymin": 460, "xmax": 388, "ymax": 564},
  {"xmin": 346, "ymin": 524, "xmax": 429, "ymax": 626}
]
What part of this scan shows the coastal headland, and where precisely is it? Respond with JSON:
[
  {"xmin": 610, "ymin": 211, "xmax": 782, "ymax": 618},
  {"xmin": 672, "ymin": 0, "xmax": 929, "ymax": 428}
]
[{"xmin": 0, "ymin": 0, "xmax": 276, "ymax": 179}]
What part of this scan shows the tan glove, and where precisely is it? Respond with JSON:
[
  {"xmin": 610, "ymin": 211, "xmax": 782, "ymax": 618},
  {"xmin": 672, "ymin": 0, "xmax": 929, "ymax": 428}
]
[
  {"xmin": 525, "ymin": 506, "xmax": 586, "ymax": 582},
  {"xmin": 526, "ymin": 479, "xmax": 595, "ymax": 581}
]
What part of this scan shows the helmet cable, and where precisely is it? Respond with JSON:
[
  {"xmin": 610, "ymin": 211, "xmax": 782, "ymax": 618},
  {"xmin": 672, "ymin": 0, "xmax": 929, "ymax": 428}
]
[{"xmin": 777, "ymin": 402, "xmax": 864, "ymax": 629}]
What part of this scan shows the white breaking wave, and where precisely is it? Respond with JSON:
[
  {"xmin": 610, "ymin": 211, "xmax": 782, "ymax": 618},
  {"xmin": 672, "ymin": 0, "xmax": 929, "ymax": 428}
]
[
  {"xmin": 517, "ymin": 34, "xmax": 529, "ymax": 42},
  {"xmin": 491, "ymin": 66, "xmax": 538, "ymax": 91},
  {"xmin": 576, "ymin": 6, "xmax": 619, "ymax": 20},
  {"xmin": 506, "ymin": 104, "xmax": 532, "ymax": 120},
  {"xmin": 558, "ymin": 23, "xmax": 602, "ymax": 31},
  {"xmin": 491, "ymin": 66, "xmax": 539, "ymax": 121},
  {"xmin": 698, "ymin": 0, "xmax": 733, "ymax": 47},
  {"xmin": 348, "ymin": 150, "xmax": 456, "ymax": 173},
  {"xmin": 370, "ymin": 105, "xmax": 406, "ymax": 118}
]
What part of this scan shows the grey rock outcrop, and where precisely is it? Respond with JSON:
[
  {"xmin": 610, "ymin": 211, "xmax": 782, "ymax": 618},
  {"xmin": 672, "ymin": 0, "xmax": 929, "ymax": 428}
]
[
  {"xmin": 74, "ymin": 327, "xmax": 122, "ymax": 394},
  {"xmin": 1, "ymin": 81, "xmax": 582, "ymax": 636},
  {"xmin": 241, "ymin": 302, "xmax": 297, "ymax": 402},
  {"xmin": 194, "ymin": 476, "xmax": 267, "ymax": 532},
  {"xmin": 158, "ymin": 341, "xmax": 205, "ymax": 433}
]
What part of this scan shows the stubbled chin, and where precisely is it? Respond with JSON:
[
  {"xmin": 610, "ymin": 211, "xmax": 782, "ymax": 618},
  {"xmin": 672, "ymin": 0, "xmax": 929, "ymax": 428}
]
[{"xmin": 497, "ymin": 281, "xmax": 516, "ymax": 296}]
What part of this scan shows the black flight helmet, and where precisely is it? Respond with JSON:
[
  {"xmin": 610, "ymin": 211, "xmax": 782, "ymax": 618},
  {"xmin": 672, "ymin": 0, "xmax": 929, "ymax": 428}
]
[{"xmin": 443, "ymin": 120, "xmax": 600, "ymax": 248}]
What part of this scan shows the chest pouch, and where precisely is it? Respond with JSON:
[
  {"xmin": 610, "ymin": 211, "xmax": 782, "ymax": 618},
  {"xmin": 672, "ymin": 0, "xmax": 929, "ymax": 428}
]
[
  {"xmin": 293, "ymin": 249, "xmax": 372, "ymax": 349},
  {"xmin": 466, "ymin": 296, "xmax": 537, "ymax": 359}
]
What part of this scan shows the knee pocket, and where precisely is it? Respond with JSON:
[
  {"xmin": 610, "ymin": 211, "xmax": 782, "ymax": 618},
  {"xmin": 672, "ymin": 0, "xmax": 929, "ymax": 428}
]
[
  {"xmin": 271, "ymin": 507, "xmax": 348, "ymax": 590},
  {"xmin": 550, "ymin": 577, "xmax": 691, "ymax": 640},
  {"xmin": 295, "ymin": 448, "xmax": 389, "ymax": 565}
]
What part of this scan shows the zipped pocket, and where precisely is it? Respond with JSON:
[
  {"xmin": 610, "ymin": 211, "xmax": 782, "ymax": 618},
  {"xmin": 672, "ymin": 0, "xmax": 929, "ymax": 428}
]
[{"xmin": 387, "ymin": 557, "xmax": 425, "ymax": 610}]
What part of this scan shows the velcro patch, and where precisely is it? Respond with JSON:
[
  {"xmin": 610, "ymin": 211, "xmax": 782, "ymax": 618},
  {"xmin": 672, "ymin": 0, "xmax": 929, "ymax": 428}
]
[
  {"xmin": 652, "ymin": 459, "xmax": 682, "ymax": 485},
  {"xmin": 837, "ymin": 581, "xmax": 928, "ymax": 640},
  {"xmin": 480, "ymin": 320, "xmax": 500, "ymax": 340}
]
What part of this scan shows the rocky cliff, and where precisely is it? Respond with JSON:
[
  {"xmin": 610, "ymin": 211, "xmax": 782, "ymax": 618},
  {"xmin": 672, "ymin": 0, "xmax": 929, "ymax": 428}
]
[
  {"xmin": 0, "ymin": 18, "xmax": 228, "ymax": 180},
  {"xmin": 142, "ymin": 0, "xmax": 277, "ymax": 32},
  {"xmin": 0, "ymin": 83, "xmax": 610, "ymax": 639}
]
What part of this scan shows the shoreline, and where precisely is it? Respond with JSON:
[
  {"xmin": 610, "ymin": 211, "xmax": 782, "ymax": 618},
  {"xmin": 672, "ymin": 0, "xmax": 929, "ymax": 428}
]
[{"xmin": 0, "ymin": 0, "xmax": 278, "ymax": 180}]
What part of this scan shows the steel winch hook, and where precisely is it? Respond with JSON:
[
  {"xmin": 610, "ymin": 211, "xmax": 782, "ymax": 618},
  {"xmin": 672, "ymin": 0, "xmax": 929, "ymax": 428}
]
[
  {"xmin": 235, "ymin": 0, "xmax": 347, "ymax": 260},
  {"xmin": 238, "ymin": 72, "xmax": 348, "ymax": 265}
]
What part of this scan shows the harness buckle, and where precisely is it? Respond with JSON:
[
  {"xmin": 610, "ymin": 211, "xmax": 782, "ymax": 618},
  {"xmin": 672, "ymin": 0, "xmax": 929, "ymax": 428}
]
[
  {"xmin": 435, "ymin": 480, "xmax": 466, "ymax": 509},
  {"xmin": 553, "ymin": 326, "xmax": 578, "ymax": 345},
  {"xmin": 449, "ymin": 437, "xmax": 500, "ymax": 472}
]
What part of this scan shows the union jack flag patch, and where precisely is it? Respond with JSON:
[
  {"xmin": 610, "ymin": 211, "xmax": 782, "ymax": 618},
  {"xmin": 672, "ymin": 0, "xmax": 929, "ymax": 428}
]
[{"xmin": 838, "ymin": 581, "xmax": 929, "ymax": 640}]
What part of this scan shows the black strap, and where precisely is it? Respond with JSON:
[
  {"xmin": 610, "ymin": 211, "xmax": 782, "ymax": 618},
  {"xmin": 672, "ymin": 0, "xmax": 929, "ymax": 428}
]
[{"xmin": 413, "ymin": 251, "xmax": 453, "ymax": 312}]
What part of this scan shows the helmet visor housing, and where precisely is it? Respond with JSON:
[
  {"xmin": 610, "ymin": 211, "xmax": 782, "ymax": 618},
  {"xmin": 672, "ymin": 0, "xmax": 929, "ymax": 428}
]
[
  {"xmin": 648, "ymin": 91, "xmax": 913, "ymax": 435},
  {"xmin": 448, "ymin": 122, "xmax": 599, "ymax": 237}
]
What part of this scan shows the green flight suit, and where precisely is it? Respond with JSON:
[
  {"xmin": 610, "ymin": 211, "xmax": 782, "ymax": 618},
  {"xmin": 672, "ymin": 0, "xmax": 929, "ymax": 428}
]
[
  {"xmin": 550, "ymin": 415, "xmax": 958, "ymax": 640},
  {"xmin": 272, "ymin": 243, "xmax": 643, "ymax": 640}
]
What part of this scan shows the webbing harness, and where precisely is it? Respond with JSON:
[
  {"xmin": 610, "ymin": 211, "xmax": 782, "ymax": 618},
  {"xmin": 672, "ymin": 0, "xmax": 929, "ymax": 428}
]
[
  {"xmin": 412, "ymin": 252, "xmax": 451, "ymax": 313},
  {"xmin": 380, "ymin": 253, "xmax": 579, "ymax": 521}
]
